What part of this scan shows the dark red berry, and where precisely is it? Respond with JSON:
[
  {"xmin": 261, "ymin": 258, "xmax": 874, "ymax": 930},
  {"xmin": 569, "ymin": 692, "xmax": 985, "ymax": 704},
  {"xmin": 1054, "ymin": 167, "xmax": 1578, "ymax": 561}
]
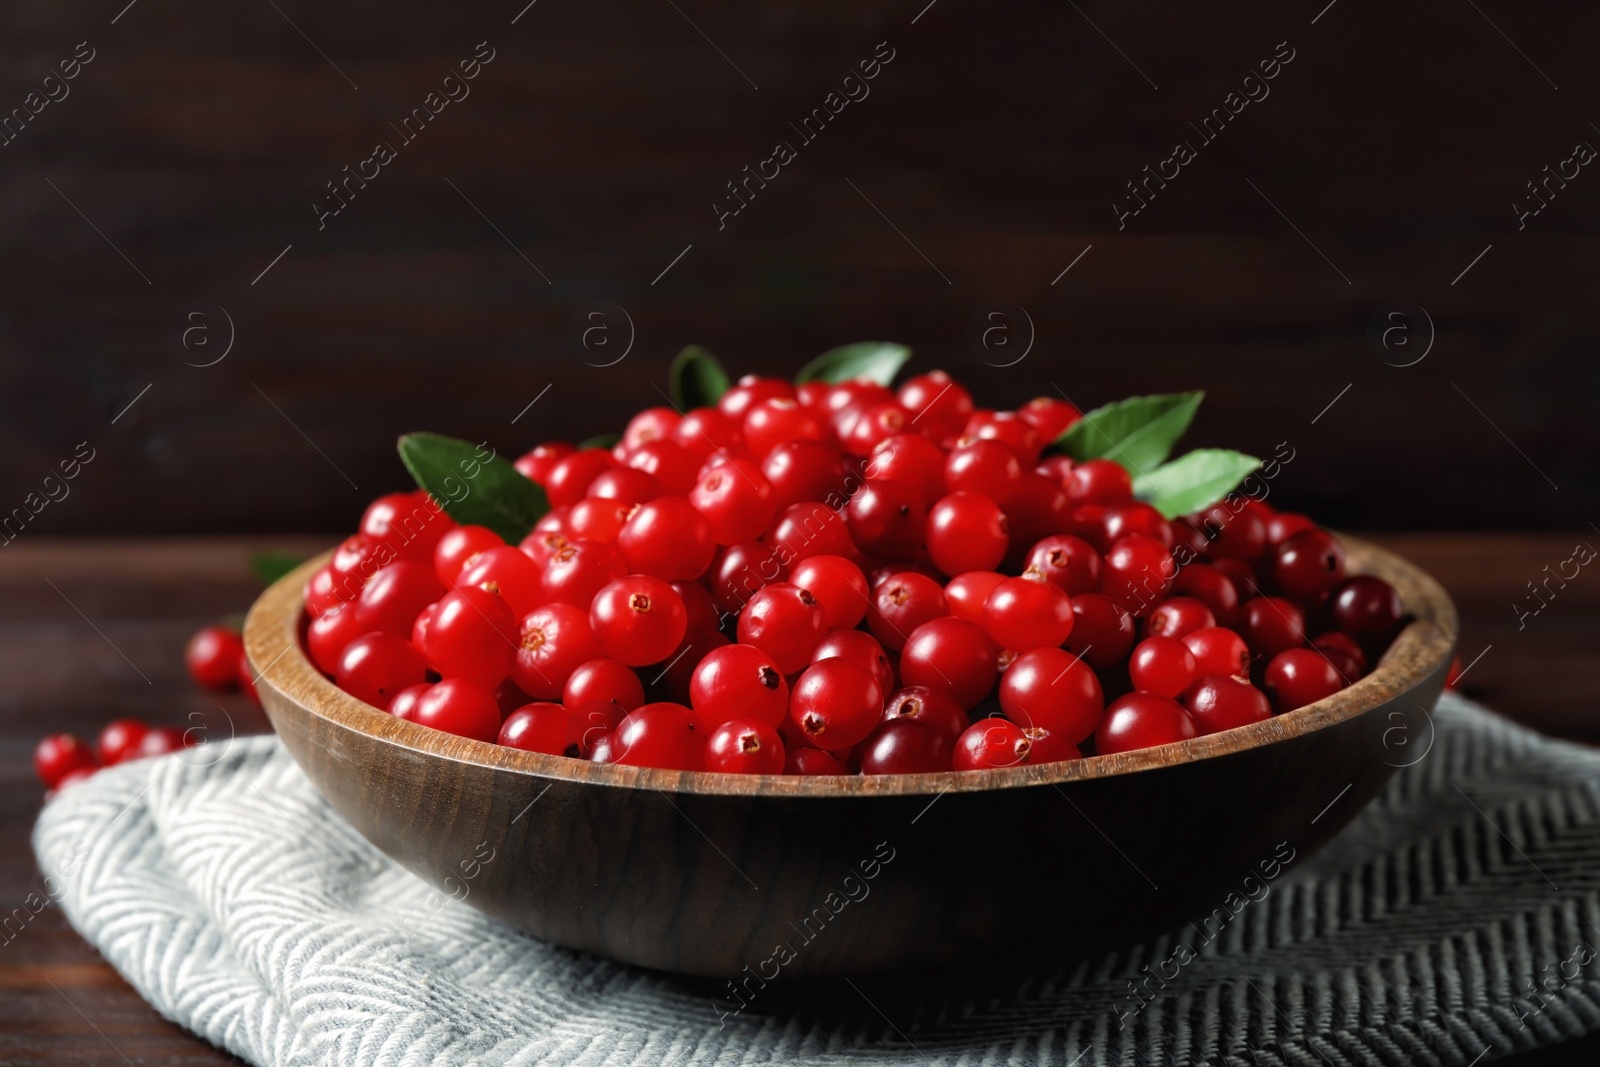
[
  {"xmin": 1063, "ymin": 593, "xmax": 1136, "ymax": 670},
  {"xmin": 811, "ymin": 629, "xmax": 895, "ymax": 696},
  {"xmin": 1181, "ymin": 675, "xmax": 1273, "ymax": 734},
  {"xmin": 1129, "ymin": 636, "xmax": 1199, "ymax": 699},
  {"xmin": 186, "ymin": 626, "xmax": 244, "ymax": 691},
  {"xmin": 1263, "ymin": 649, "xmax": 1345, "ymax": 712},
  {"xmin": 866, "ymin": 571, "xmax": 949, "ymax": 652},
  {"xmin": 1144, "ymin": 596, "xmax": 1217, "ymax": 640},
  {"xmin": 1273, "ymin": 529, "xmax": 1346, "ymax": 599},
  {"xmin": 1025, "ymin": 534, "xmax": 1103, "ymax": 595},
  {"xmin": 953, "ymin": 718, "xmax": 1032, "ymax": 770},
  {"xmin": 982, "ymin": 571, "xmax": 1074, "ymax": 651},
  {"xmin": 1182, "ymin": 626, "xmax": 1250, "ymax": 680},
  {"xmin": 337, "ymin": 632, "xmax": 428, "ymax": 709},
  {"xmin": 859, "ymin": 719, "xmax": 952, "ymax": 775},
  {"xmin": 1330, "ymin": 576, "xmax": 1404, "ymax": 640},
  {"xmin": 784, "ymin": 747, "xmax": 850, "ymax": 775},
  {"xmin": 1240, "ymin": 597, "xmax": 1307, "ymax": 658},
  {"xmin": 1095, "ymin": 693, "xmax": 1197, "ymax": 755},
  {"xmin": 926, "ymin": 492, "xmax": 1009, "ymax": 576},
  {"xmin": 789, "ymin": 554, "xmax": 870, "ymax": 631}
]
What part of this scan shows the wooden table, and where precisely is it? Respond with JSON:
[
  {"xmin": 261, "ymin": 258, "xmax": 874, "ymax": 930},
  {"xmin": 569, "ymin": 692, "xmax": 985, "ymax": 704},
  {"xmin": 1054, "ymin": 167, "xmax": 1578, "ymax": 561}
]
[{"xmin": 2, "ymin": 535, "xmax": 1596, "ymax": 1065}]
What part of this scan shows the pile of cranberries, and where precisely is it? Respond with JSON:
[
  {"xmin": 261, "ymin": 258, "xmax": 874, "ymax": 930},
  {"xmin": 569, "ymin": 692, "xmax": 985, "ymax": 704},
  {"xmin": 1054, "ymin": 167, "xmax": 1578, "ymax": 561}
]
[
  {"xmin": 297, "ymin": 369, "xmax": 1407, "ymax": 776},
  {"xmin": 34, "ymin": 626, "xmax": 257, "ymax": 791}
]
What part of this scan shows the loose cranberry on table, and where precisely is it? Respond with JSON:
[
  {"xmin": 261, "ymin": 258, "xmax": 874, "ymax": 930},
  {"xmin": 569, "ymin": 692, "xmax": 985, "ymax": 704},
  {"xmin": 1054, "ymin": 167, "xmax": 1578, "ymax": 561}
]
[
  {"xmin": 186, "ymin": 625, "xmax": 244, "ymax": 691},
  {"xmin": 35, "ymin": 733, "xmax": 98, "ymax": 788}
]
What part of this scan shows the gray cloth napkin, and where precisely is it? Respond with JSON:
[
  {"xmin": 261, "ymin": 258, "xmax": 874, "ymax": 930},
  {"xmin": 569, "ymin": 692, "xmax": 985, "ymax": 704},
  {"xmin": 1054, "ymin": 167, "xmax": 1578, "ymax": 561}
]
[{"xmin": 32, "ymin": 692, "xmax": 1600, "ymax": 1067}]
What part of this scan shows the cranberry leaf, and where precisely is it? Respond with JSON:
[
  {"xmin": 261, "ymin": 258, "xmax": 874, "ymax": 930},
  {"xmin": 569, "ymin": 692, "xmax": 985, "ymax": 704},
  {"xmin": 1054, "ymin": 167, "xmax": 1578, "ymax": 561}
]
[
  {"xmin": 1055, "ymin": 391, "xmax": 1204, "ymax": 473},
  {"xmin": 1133, "ymin": 449, "xmax": 1261, "ymax": 519},
  {"xmin": 397, "ymin": 432, "xmax": 548, "ymax": 543},
  {"xmin": 249, "ymin": 550, "xmax": 305, "ymax": 588},
  {"xmin": 670, "ymin": 346, "xmax": 730, "ymax": 410},
  {"xmin": 795, "ymin": 342, "xmax": 911, "ymax": 386}
]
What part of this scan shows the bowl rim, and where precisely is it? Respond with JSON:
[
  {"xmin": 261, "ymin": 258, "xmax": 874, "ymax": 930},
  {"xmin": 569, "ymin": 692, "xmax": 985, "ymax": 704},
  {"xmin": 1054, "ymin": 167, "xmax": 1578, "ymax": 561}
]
[{"xmin": 244, "ymin": 534, "xmax": 1457, "ymax": 798}]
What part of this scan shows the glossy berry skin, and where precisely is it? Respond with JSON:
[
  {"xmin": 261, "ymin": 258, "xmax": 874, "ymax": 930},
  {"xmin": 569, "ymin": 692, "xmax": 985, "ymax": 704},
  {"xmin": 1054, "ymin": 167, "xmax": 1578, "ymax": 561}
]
[
  {"xmin": 544, "ymin": 449, "xmax": 615, "ymax": 508},
  {"xmin": 1266, "ymin": 512, "xmax": 1317, "ymax": 545},
  {"xmin": 1196, "ymin": 503, "xmax": 1267, "ymax": 559},
  {"xmin": 96, "ymin": 719, "xmax": 151, "ymax": 765},
  {"xmin": 336, "ymin": 632, "xmax": 428, "ymax": 709},
  {"xmin": 944, "ymin": 570, "xmax": 1006, "ymax": 624},
  {"xmin": 1021, "ymin": 726, "xmax": 1081, "ymax": 764},
  {"xmin": 1181, "ymin": 675, "xmax": 1272, "ymax": 735},
  {"xmin": 789, "ymin": 554, "xmax": 870, "ymax": 631},
  {"xmin": 1101, "ymin": 535, "xmax": 1176, "ymax": 615},
  {"xmin": 1311, "ymin": 631, "xmax": 1367, "ymax": 682},
  {"xmin": 137, "ymin": 726, "xmax": 188, "ymax": 759},
  {"xmin": 621, "ymin": 405, "xmax": 681, "ymax": 451},
  {"xmin": 707, "ymin": 719, "xmax": 786, "ymax": 774},
  {"xmin": 1098, "ymin": 503, "xmax": 1174, "ymax": 553},
  {"xmin": 1181, "ymin": 626, "xmax": 1251, "ymax": 680},
  {"xmin": 455, "ymin": 546, "xmax": 543, "ymax": 618},
  {"xmin": 1330, "ymin": 577, "xmax": 1404, "ymax": 640},
  {"xmin": 982, "ymin": 573, "xmax": 1074, "ymax": 651},
  {"xmin": 612, "ymin": 703, "xmax": 705, "ymax": 771},
  {"xmin": 766, "ymin": 501, "xmax": 860, "ymax": 565},
  {"xmin": 498, "ymin": 702, "xmax": 579, "ymax": 757},
  {"xmin": 898, "ymin": 370, "xmax": 973, "ymax": 440},
  {"xmin": 1025, "ymin": 535, "xmax": 1103, "ymax": 595},
  {"xmin": 616, "ymin": 498, "xmax": 716, "ymax": 581},
  {"xmin": 811, "ymin": 629, "xmax": 894, "ymax": 696},
  {"xmin": 762, "ymin": 441, "xmax": 844, "ymax": 509},
  {"xmin": 411, "ymin": 679, "xmax": 503, "ymax": 743},
  {"xmin": 900, "ymin": 617, "xmax": 1001, "ymax": 709},
  {"xmin": 1066, "ymin": 459, "xmax": 1133, "ymax": 506},
  {"xmin": 954, "ymin": 718, "xmax": 1033, "ymax": 770},
  {"xmin": 1095, "ymin": 693, "xmax": 1198, "ymax": 755},
  {"xmin": 1063, "ymin": 593, "xmax": 1136, "ymax": 670},
  {"xmin": 1263, "ymin": 649, "xmax": 1346, "ymax": 713},
  {"xmin": 387, "ymin": 683, "xmax": 429, "ymax": 720},
  {"xmin": 589, "ymin": 576, "xmax": 689, "ymax": 667},
  {"xmin": 356, "ymin": 560, "xmax": 445, "ymax": 636},
  {"xmin": 689, "ymin": 459, "xmax": 776, "ymax": 545},
  {"xmin": 926, "ymin": 492, "xmax": 1009, "ymax": 576},
  {"xmin": 306, "ymin": 603, "xmax": 366, "ymax": 676},
  {"xmin": 563, "ymin": 657, "xmax": 644, "ymax": 723},
  {"xmin": 737, "ymin": 583, "xmax": 828, "ymax": 674},
  {"xmin": 710, "ymin": 540, "xmax": 784, "ymax": 616},
  {"xmin": 541, "ymin": 539, "xmax": 626, "ymax": 608},
  {"xmin": 963, "ymin": 410, "xmax": 1040, "ymax": 463},
  {"xmin": 690, "ymin": 643, "xmax": 789, "ymax": 729},
  {"xmin": 998, "ymin": 647, "xmax": 1103, "ymax": 741},
  {"xmin": 1170, "ymin": 563, "xmax": 1241, "ymax": 629},
  {"xmin": 1128, "ymin": 636, "xmax": 1199, "ymax": 699},
  {"xmin": 859, "ymin": 720, "xmax": 953, "ymax": 775},
  {"xmin": 867, "ymin": 433, "xmax": 947, "ymax": 505},
  {"xmin": 36, "ymin": 734, "xmax": 97, "ymax": 787},
  {"xmin": 513, "ymin": 604, "xmax": 601, "ymax": 700},
  {"xmin": 587, "ymin": 466, "xmax": 662, "ymax": 505},
  {"xmin": 1240, "ymin": 597, "xmax": 1307, "ymax": 658},
  {"xmin": 434, "ymin": 524, "xmax": 503, "ymax": 586},
  {"xmin": 944, "ymin": 439, "xmax": 1022, "ymax": 504},
  {"xmin": 423, "ymin": 587, "xmax": 519, "ymax": 687},
  {"xmin": 515, "ymin": 441, "xmax": 575, "ymax": 485},
  {"xmin": 790, "ymin": 658, "xmax": 885, "ymax": 750},
  {"xmin": 1273, "ymin": 529, "xmax": 1346, "ymax": 599},
  {"xmin": 1017, "ymin": 396, "xmax": 1080, "ymax": 440},
  {"xmin": 785, "ymin": 746, "xmax": 850, "ymax": 776},
  {"xmin": 186, "ymin": 626, "xmax": 244, "ymax": 690},
  {"xmin": 881, "ymin": 686, "xmax": 969, "ymax": 743},
  {"xmin": 1144, "ymin": 597, "xmax": 1217, "ymax": 640},
  {"xmin": 845, "ymin": 479, "xmax": 926, "ymax": 559},
  {"xmin": 1211, "ymin": 556, "xmax": 1261, "ymax": 601},
  {"xmin": 866, "ymin": 572, "xmax": 949, "ymax": 652},
  {"xmin": 671, "ymin": 406, "xmax": 743, "ymax": 461},
  {"xmin": 743, "ymin": 397, "xmax": 825, "ymax": 459}
]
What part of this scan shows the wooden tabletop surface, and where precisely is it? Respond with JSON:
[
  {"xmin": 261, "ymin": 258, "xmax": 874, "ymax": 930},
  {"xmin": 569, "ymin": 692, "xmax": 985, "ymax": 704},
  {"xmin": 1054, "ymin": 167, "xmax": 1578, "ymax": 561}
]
[{"xmin": 1, "ymin": 534, "xmax": 1596, "ymax": 1065}]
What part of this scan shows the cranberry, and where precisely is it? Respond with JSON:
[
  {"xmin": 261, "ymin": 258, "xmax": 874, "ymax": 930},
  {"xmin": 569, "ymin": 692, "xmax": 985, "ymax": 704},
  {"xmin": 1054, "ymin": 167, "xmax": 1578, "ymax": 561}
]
[
  {"xmin": 1002, "ymin": 473, "xmax": 1074, "ymax": 560},
  {"xmin": 762, "ymin": 441, "xmax": 844, "ymax": 508},
  {"xmin": 1170, "ymin": 563, "xmax": 1241, "ymax": 628},
  {"xmin": 790, "ymin": 657, "xmax": 885, "ymax": 750},
  {"xmin": 545, "ymin": 449, "xmax": 615, "ymax": 507},
  {"xmin": 137, "ymin": 726, "xmax": 188, "ymax": 758},
  {"xmin": 306, "ymin": 603, "xmax": 366, "ymax": 676},
  {"xmin": 867, "ymin": 433, "xmax": 947, "ymax": 505},
  {"xmin": 1021, "ymin": 725, "xmax": 1081, "ymax": 764},
  {"xmin": 1240, "ymin": 597, "xmax": 1307, "ymax": 658},
  {"xmin": 567, "ymin": 499, "xmax": 631, "ymax": 543},
  {"xmin": 586, "ymin": 465, "xmax": 662, "ymax": 506},
  {"xmin": 186, "ymin": 626, "xmax": 244, "ymax": 691},
  {"xmin": 337, "ymin": 632, "xmax": 428, "ymax": 708},
  {"xmin": 1102, "ymin": 534, "xmax": 1177, "ymax": 615},
  {"xmin": 563, "ymin": 657, "xmax": 645, "ymax": 724},
  {"xmin": 982, "ymin": 572, "xmax": 1074, "ymax": 651},
  {"xmin": 999, "ymin": 647, "xmax": 1103, "ymax": 741},
  {"xmin": 1181, "ymin": 626, "xmax": 1250, "ymax": 680},
  {"xmin": 515, "ymin": 441, "xmax": 576, "ymax": 484},
  {"xmin": 1330, "ymin": 576, "xmax": 1404, "ymax": 640},
  {"xmin": 926, "ymin": 491, "xmax": 1009, "ymax": 576},
  {"xmin": 1098, "ymin": 503, "xmax": 1174, "ymax": 552},
  {"xmin": 710, "ymin": 540, "xmax": 784, "ymax": 616},
  {"xmin": 1063, "ymin": 593, "xmax": 1136, "ymax": 670},
  {"xmin": 519, "ymin": 528, "xmax": 571, "ymax": 571},
  {"xmin": 734, "ymin": 583, "xmax": 825, "ymax": 672},
  {"xmin": 412, "ymin": 679, "xmax": 503, "ymax": 742},
  {"xmin": 672, "ymin": 406, "xmax": 744, "ymax": 461},
  {"xmin": 1182, "ymin": 675, "xmax": 1272, "ymax": 735},
  {"xmin": 456, "ymin": 546, "xmax": 543, "ymax": 618},
  {"xmin": 612, "ymin": 702, "xmax": 706, "ymax": 771},
  {"xmin": 898, "ymin": 370, "xmax": 974, "ymax": 440},
  {"xmin": 356, "ymin": 560, "xmax": 445, "ymax": 636},
  {"xmin": 1273, "ymin": 529, "xmax": 1346, "ymax": 599},
  {"xmin": 846, "ymin": 479, "xmax": 927, "ymax": 559},
  {"xmin": 540, "ymin": 539, "xmax": 624, "ymax": 608},
  {"xmin": 499, "ymin": 702, "xmax": 580, "ymax": 757},
  {"xmin": 434, "ymin": 524, "xmax": 504, "ymax": 586},
  {"xmin": 859, "ymin": 719, "xmax": 953, "ymax": 774},
  {"xmin": 811, "ymin": 629, "xmax": 895, "ymax": 695},
  {"xmin": 838, "ymin": 401, "xmax": 911, "ymax": 454},
  {"xmin": 766, "ymin": 501, "xmax": 860, "ymax": 565},
  {"xmin": 1266, "ymin": 512, "xmax": 1317, "ymax": 545},
  {"xmin": 1095, "ymin": 693, "xmax": 1198, "ymax": 755},
  {"xmin": 720, "ymin": 374, "xmax": 795, "ymax": 421},
  {"xmin": 589, "ymin": 576, "xmax": 688, "ymax": 667},
  {"xmin": 785, "ymin": 746, "xmax": 850, "ymax": 775},
  {"xmin": 512, "ymin": 604, "xmax": 601, "ymax": 699},
  {"xmin": 1017, "ymin": 396, "xmax": 1080, "ymax": 440},
  {"xmin": 1195, "ymin": 502, "xmax": 1267, "ymax": 559},
  {"xmin": 881, "ymin": 685, "xmax": 969, "ymax": 742},
  {"xmin": 789, "ymin": 554, "xmax": 870, "ymax": 631},
  {"xmin": 625, "ymin": 440, "xmax": 700, "ymax": 497},
  {"xmin": 95, "ymin": 718, "xmax": 151, "ymax": 765},
  {"xmin": 423, "ymin": 586, "xmax": 519, "ymax": 687},
  {"xmin": 690, "ymin": 643, "xmax": 789, "ymax": 729},
  {"xmin": 963, "ymin": 410, "xmax": 1041, "ymax": 463},
  {"xmin": 388, "ymin": 682, "xmax": 429, "ymax": 720},
  {"xmin": 303, "ymin": 565, "xmax": 343, "ymax": 618},
  {"xmin": 1025, "ymin": 534, "xmax": 1103, "ymax": 595},
  {"xmin": 945, "ymin": 439, "xmax": 1022, "ymax": 504},
  {"xmin": 689, "ymin": 459, "xmax": 776, "ymax": 545},
  {"xmin": 1311, "ymin": 631, "xmax": 1367, "ymax": 682},
  {"xmin": 1263, "ymin": 649, "xmax": 1346, "ymax": 712},
  {"xmin": 866, "ymin": 571, "xmax": 949, "ymax": 652},
  {"xmin": 622, "ymin": 405, "xmax": 682, "ymax": 451},
  {"xmin": 707, "ymin": 719, "xmax": 786, "ymax": 774},
  {"xmin": 35, "ymin": 734, "xmax": 98, "ymax": 787},
  {"xmin": 1144, "ymin": 597, "xmax": 1217, "ymax": 640},
  {"xmin": 616, "ymin": 498, "xmax": 715, "ymax": 581},
  {"xmin": 954, "ymin": 718, "xmax": 1032, "ymax": 770},
  {"xmin": 900, "ymin": 616, "xmax": 1001, "ymax": 709},
  {"xmin": 1168, "ymin": 517, "xmax": 1213, "ymax": 559},
  {"xmin": 1128, "ymin": 636, "xmax": 1198, "ymax": 699},
  {"xmin": 744, "ymin": 397, "xmax": 826, "ymax": 459},
  {"xmin": 1066, "ymin": 459, "xmax": 1133, "ymax": 505},
  {"xmin": 945, "ymin": 570, "xmax": 1007, "ymax": 624}
]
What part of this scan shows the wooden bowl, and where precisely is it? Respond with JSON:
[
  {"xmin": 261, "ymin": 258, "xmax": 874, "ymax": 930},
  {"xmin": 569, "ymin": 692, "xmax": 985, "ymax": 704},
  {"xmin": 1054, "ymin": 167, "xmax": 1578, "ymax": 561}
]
[{"xmin": 244, "ymin": 536, "xmax": 1456, "ymax": 978}]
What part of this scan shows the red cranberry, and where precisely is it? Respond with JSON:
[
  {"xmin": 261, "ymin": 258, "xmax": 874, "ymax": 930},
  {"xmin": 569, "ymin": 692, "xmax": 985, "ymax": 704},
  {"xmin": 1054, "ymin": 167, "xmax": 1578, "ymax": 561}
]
[
  {"xmin": 612, "ymin": 702, "xmax": 706, "ymax": 770},
  {"xmin": 1330, "ymin": 576, "xmax": 1404, "ymax": 640},
  {"xmin": 1181, "ymin": 675, "xmax": 1272, "ymax": 734},
  {"xmin": 499, "ymin": 702, "xmax": 580, "ymax": 757},
  {"xmin": 413, "ymin": 679, "xmax": 503, "ymax": 742},
  {"xmin": 707, "ymin": 719, "xmax": 786, "ymax": 774},
  {"xmin": 899, "ymin": 617, "xmax": 1001, "ymax": 709},
  {"xmin": 1182, "ymin": 626, "xmax": 1250, "ymax": 680},
  {"xmin": 998, "ymin": 647, "xmax": 1103, "ymax": 742},
  {"xmin": 881, "ymin": 685, "xmax": 969, "ymax": 742},
  {"xmin": 859, "ymin": 719, "xmax": 952, "ymax": 774},
  {"xmin": 1144, "ymin": 597, "xmax": 1217, "ymax": 640},
  {"xmin": 790, "ymin": 658, "xmax": 885, "ymax": 750},
  {"xmin": 1095, "ymin": 693, "xmax": 1198, "ymax": 755},
  {"xmin": 1263, "ymin": 649, "xmax": 1346, "ymax": 712},
  {"xmin": 35, "ymin": 734, "xmax": 97, "ymax": 788},
  {"xmin": 186, "ymin": 626, "xmax": 244, "ymax": 691},
  {"xmin": 1025, "ymin": 534, "xmax": 1103, "ymax": 595},
  {"xmin": 1273, "ymin": 529, "xmax": 1346, "ymax": 599},
  {"xmin": 690, "ymin": 643, "xmax": 789, "ymax": 729},
  {"xmin": 953, "ymin": 718, "xmax": 1032, "ymax": 770},
  {"xmin": 1240, "ymin": 597, "xmax": 1308, "ymax": 658},
  {"xmin": 1128, "ymin": 636, "xmax": 1198, "ymax": 699},
  {"xmin": 1063, "ymin": 593, "xmax": 1136, "ymax": 670}
]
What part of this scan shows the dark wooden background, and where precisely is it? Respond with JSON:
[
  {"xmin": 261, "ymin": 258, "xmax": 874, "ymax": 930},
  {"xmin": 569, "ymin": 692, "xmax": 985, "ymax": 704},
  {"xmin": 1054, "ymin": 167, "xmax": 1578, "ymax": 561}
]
[{"xmin": 1, "ymin": 0, "xmax": 1597, "ymax": 536}]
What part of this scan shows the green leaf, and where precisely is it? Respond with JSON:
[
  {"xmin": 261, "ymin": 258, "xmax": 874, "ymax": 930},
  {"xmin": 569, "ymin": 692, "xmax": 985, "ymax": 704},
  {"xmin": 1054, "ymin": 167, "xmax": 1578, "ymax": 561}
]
[
  {"xmin": 1057, "ymin": 391, "xmax": 1204, "ymax": 473},
  {"xmin": 397, "ymin": 432, "xmax": 548, "ymax": 544},
  {"xmin": 669, "ymin": 346, "xmax": 730, "ymax": 410},
  {"xmin": 577, "ymin": 432, "xmax": 621, "ymax": 451},
  {"xmin": 249, "ymin": 550, "xmax": 305, "ymax": 587},
  {"xmin": 795, "ymin": 342, "xmax": 912, "ymax": 386},
  {"xmin": 1133, "ymin": 449, "xmax": 1262, "ymax": 519}
]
